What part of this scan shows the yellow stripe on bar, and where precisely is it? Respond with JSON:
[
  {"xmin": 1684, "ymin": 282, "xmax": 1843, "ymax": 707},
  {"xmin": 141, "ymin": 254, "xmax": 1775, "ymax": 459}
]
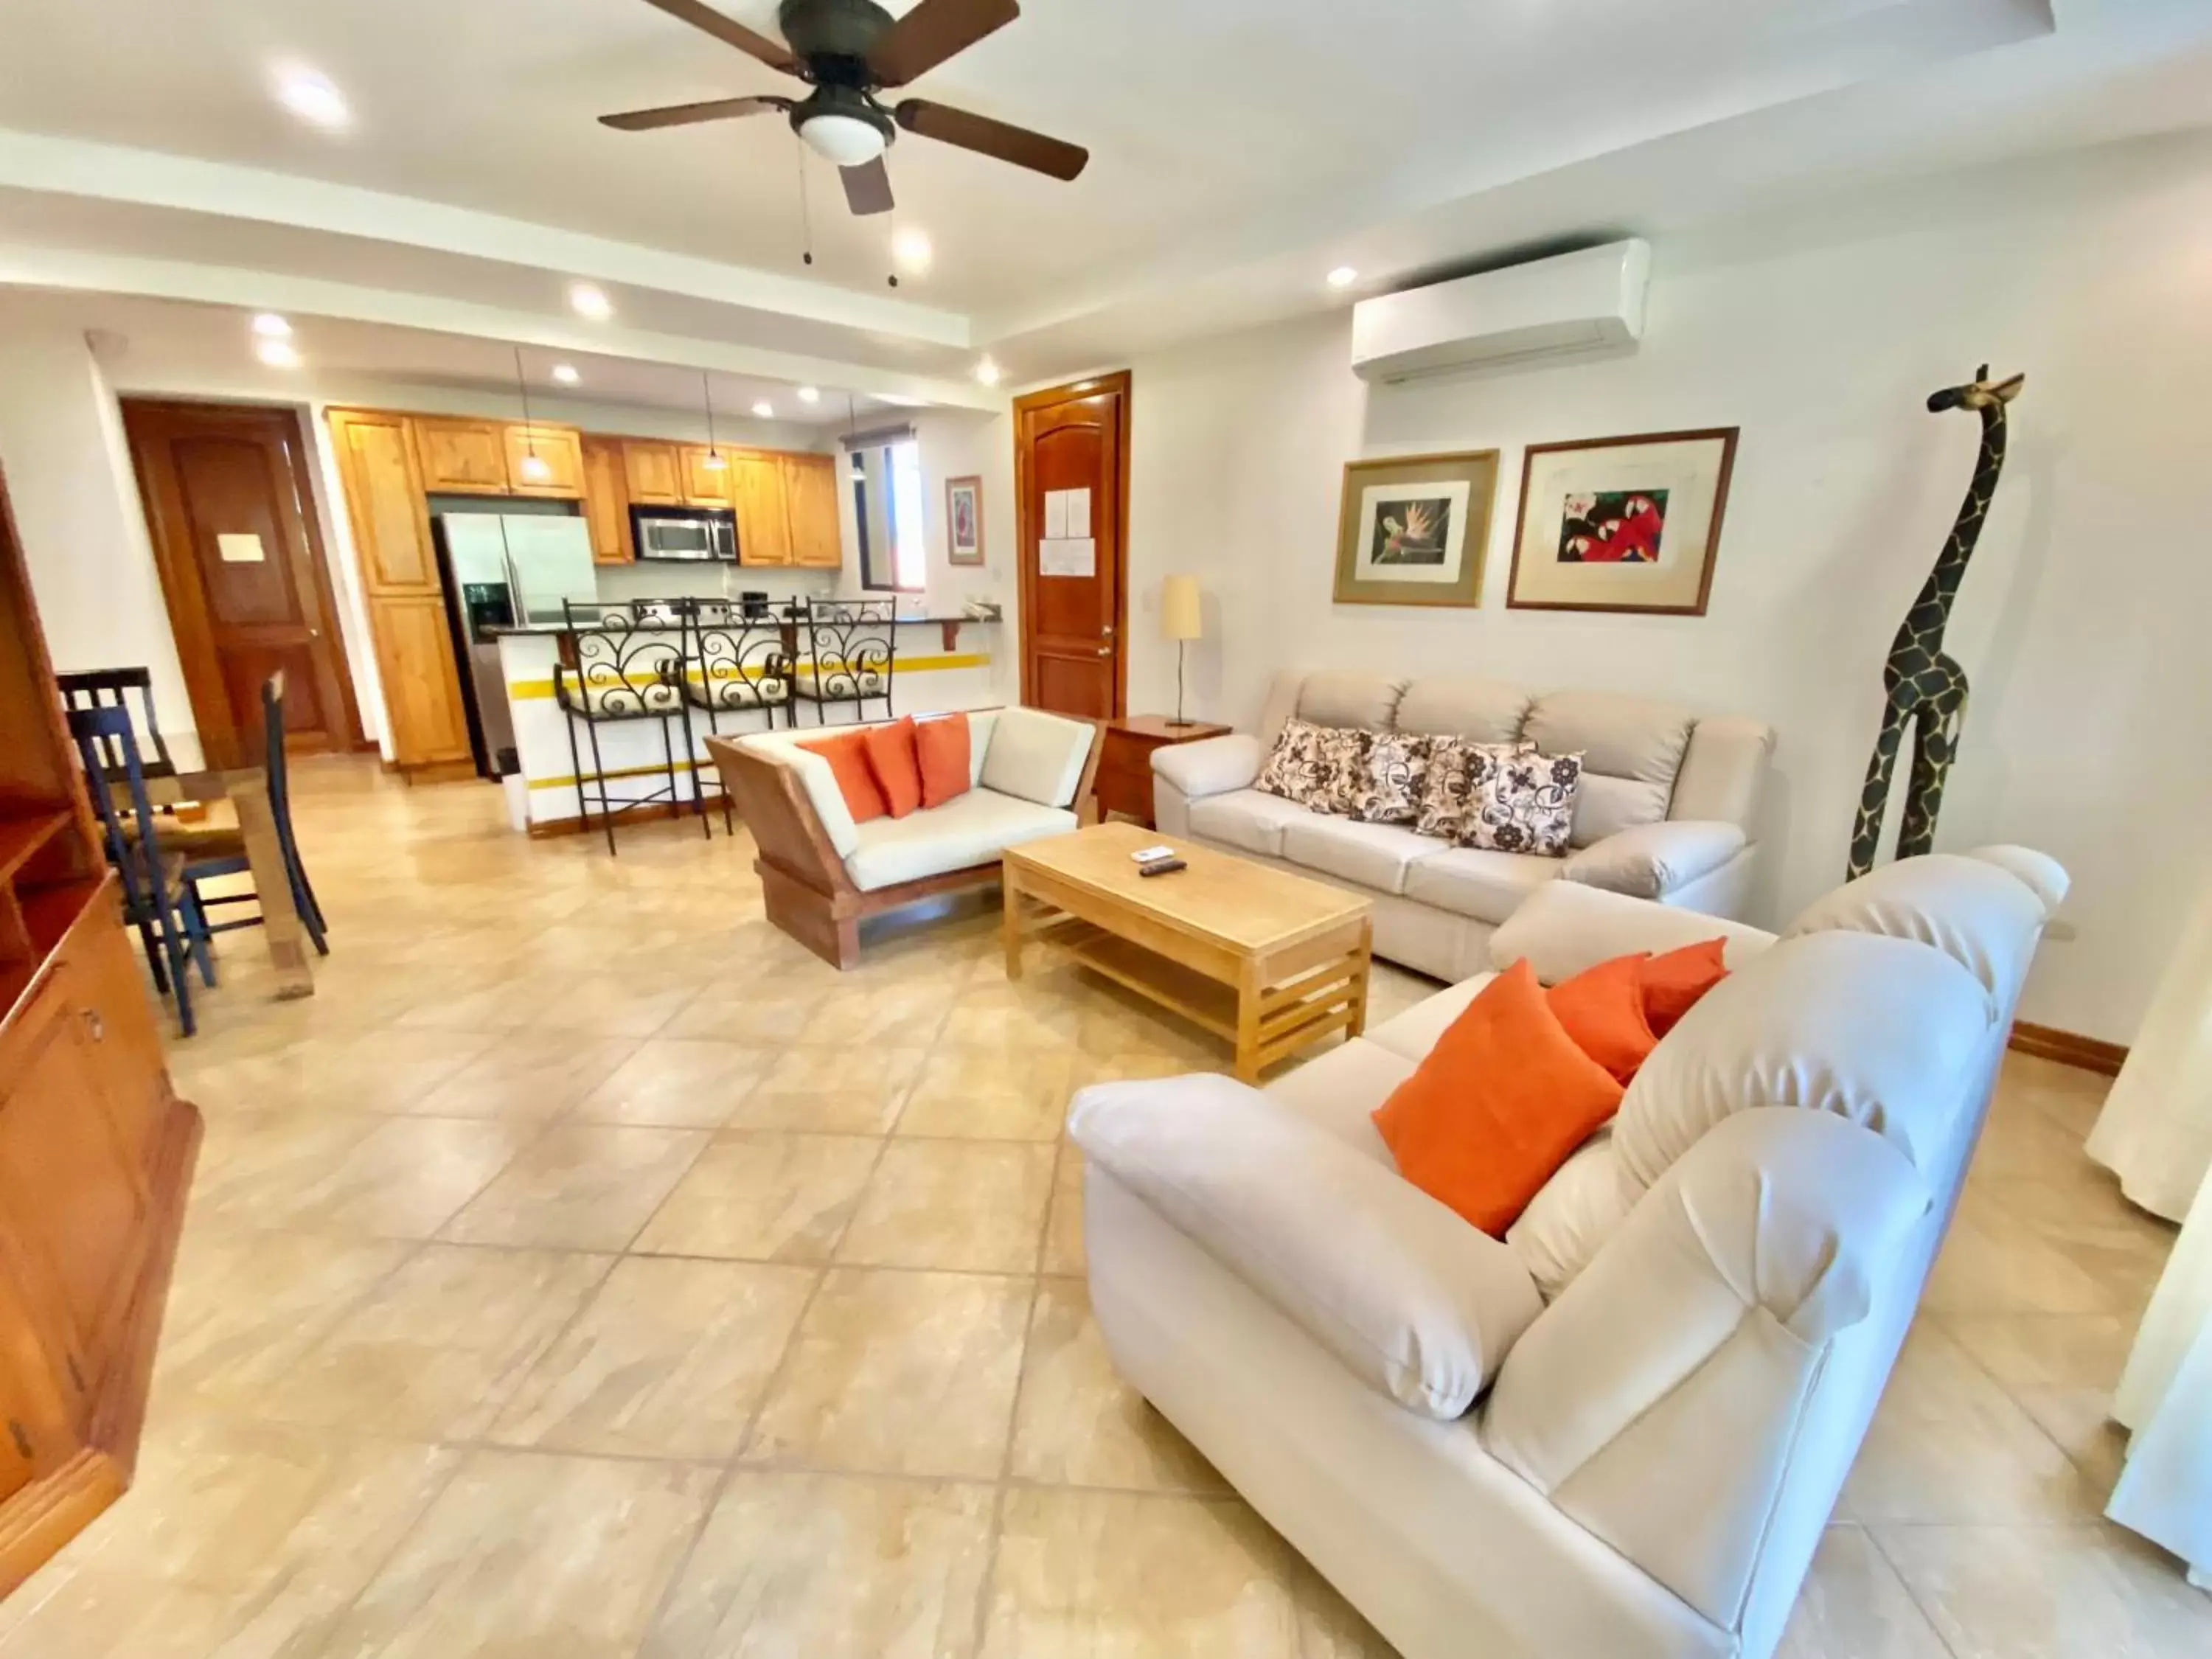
[
  {"xmin": 508, "ymin": 651, "xmax": 990, "ymax": 700},
  {"xmin": 529, "ymin": 757, "xmax": 709, "ymax": 790}
]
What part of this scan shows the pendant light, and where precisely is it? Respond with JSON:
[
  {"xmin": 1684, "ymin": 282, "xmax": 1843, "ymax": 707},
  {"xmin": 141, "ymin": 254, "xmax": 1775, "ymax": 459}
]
[
  {"xmin": 700, "ymin": 371, "xmax": 728, "ymax": 471},
  {"xmin": 511, "ymin": 347, "xmax": 552, "ymax": 484}
]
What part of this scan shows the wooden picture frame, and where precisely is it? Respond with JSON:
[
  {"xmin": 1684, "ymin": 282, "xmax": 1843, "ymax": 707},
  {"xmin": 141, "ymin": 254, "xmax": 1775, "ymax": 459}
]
[
  {"xmin": 1506, "ymin": 427, "xmax": 1739, "ymax": 616},
  {"xmin": 945, "ymin": 474, "xmax": 984, "ymax": 566},
  {"xmin": 1331, "ymin": 448, "xmax": 1500, "ymax": 608}
]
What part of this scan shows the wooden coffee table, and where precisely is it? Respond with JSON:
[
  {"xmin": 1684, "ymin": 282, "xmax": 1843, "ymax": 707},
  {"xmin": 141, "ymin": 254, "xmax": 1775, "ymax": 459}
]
[{"xmin": 1001, "ymin": 822, "xmax": 1374, "ymax": 1082}]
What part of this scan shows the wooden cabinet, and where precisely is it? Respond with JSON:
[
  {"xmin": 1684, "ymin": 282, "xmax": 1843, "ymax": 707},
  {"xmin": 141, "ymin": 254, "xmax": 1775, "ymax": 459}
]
[
  {"xmin": 412, "ymin": 418, "xmax": 511, "ymax": 493},
  {"xmin": 623, "ymin": 442, "xmax": 684, "ymax": 506},
  {"xmin": 504, "ymin": 425, "xmax": 585, "ymax": 498},
  {"xmin": 370, "ymin": 596, "xmax": 472, "ymax": 767},
  {"xmin": 327, "ymin": 410, "xmax": 437, "ymax": 592},
  {"xmin": 730, "ymin": 452, "xmax": 791, "ymax": 566},
  {"xmin": 678, "ymin": 445, "xmax": 735, "ymax": 508},
  {"xmin": 580, "ymin": 437, "xmax": 633, "ymax": 565},
  {"xmin": 783, "ymin": 453, "xmax": 843, "ymax": 568},
  {"xmin": 1095, "ymin": 717, "xmax": 1234, "ymax": 829}
]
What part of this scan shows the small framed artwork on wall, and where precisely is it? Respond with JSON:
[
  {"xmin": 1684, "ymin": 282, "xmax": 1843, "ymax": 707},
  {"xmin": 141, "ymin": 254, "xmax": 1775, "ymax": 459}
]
[
  {"xmin": 1506, "ymin": 427, "xmax": 1739, "ymax": 615},
  {"xmin": 945, "ymin": 475, "xmax": 985, "ymax": 566},
  {"xmin": 1332, "ymin": 448, "xmax": 1500, "ymax": 607}
]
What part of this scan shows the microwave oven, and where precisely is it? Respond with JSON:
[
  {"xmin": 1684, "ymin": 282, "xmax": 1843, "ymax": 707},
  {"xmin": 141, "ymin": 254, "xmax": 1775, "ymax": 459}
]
[{"xmin": 632, "ymin": 507, "xmax": 737, "ymax": 562}]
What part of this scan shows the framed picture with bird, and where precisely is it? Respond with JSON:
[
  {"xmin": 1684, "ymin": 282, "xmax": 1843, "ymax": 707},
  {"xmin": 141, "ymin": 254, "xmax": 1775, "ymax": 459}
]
[
  {"xmin": 1506, "ymin": 427, "xmax": 1739, "ymax": 614},
  {"xmin": 1332, "ymin": 449, "xmax": 1500, "ymax": 608}
]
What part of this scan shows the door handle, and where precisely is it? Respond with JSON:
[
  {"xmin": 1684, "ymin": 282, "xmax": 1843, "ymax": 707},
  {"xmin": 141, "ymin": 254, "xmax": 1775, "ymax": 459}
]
[
  {"xmin": 1099, "ymin": 625, "xmax": 1114, "ymax": 639},
  {"xmin": 1096, "ymin": 646, "xmax": 1111, "ymax": 657}
]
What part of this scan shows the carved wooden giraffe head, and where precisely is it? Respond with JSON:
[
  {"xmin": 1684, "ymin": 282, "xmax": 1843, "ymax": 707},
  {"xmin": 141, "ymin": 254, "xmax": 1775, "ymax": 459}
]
[{"xmin": 1927, "ymin": 364, "xmax": 2025, "ymax": 414}]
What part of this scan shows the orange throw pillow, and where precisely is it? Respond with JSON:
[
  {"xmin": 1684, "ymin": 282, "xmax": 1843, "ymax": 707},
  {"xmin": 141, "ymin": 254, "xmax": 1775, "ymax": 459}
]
[
  {"xmin": 914, "ymin": 712, "xmax": 972, "ymax": 809},
  {"xmin": 1548, "ymin": 953, "xmax": 1659, "ymax": 1085},
  {"xmin": 863, "ymin": 717, "xmax": 924, "ymax": 818},
  {"xmin": 1371, "ymin": 959, "xmax": 1625, "ymax": 1238},
  {"xmin": 797, "ymin": 730, "xmax": 888, "ymax": 824},
  {"xmin": 1641, "ymin": 937, "xmax": 1730, "ymax": 1036}
]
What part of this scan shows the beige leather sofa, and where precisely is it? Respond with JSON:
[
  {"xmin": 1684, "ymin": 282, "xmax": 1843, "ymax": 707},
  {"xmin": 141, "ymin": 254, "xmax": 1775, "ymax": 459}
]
[
  {"xmin": 1152, "ymin": 670, "xmax": 1775, "ymax": 981},
  {"xmin": 1071, "ymin": 845, "xmax": 2067, "ymax": 1659}
]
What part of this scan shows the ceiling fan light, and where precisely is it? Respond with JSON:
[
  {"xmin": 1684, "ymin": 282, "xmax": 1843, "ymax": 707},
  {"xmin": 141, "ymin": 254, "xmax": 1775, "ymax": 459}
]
[{"xmin": 799, "ymin": 112, "xmax": 888, "ymax": 167}]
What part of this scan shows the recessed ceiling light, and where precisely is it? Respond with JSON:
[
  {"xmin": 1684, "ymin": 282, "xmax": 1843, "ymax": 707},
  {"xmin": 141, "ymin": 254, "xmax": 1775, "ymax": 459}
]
[
  {"xmin": 796, "ymin": 386, "xmax": 820, "ymax": 403},
  {"xmin": 751, "ymin": 400, "xmax": 775, "ymax": 419},
  {"xmin": 893, "ymin": 229, "xmax": 933, "ymax": 274},
  {"xmin": 250, "ymin": 313, "xmax": 291, "ymax": 338},
  {"xmin": 256, "ymin": 338, "xmax": 302, "ymax": 369},
  {"xmin": 974, "ymin": 358, "xmax": 1002, "ymax": 387},
  {"xmin": 568, "ymin": 282, "xmax": 612, "ymax": 321},
  {"xmin": 550, "ymin": 363, "xmax": 580, "ymax": 386},
  {"xmin": 274, "ymin": 67, "xmax": 350, "ymax": 131},
  {"xmin": 1326, "ymin": 266, "xmax": 1359, "ymax": 289}
]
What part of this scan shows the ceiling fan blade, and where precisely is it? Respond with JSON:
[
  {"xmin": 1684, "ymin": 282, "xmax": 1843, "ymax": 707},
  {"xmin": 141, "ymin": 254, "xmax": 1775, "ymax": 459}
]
[
  {"xmin": 599, "ymin": 94, "xmax": 790, "ymax": 131},
  {"xmin": 841, "ymin": 156, "xmax": 895, "ymax": 217},
  {"xmin": 868, "ymin": 0, "xmax": 1020, "ymax": 88},
  {"xmin": 894, "ymin": 99, "xmax": 1087, "ymax": 181},
  {"xmin": 635, "ymin": 0, "xmax": 799, "ymax": 75}
]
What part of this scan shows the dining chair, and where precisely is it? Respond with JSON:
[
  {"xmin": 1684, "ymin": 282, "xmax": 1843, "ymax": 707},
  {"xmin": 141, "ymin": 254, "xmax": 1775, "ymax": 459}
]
[
  {"xmin": 178, "ymin": 673, "xmax": 329, "ymax": 956},
  {"xmin": 791, "ymin": 598, "xmax": 897, "ymax": 726},
  {"xmin": 68, "ymin": 706, "xmax": 213, "ymax": 1036},
  {"xmin": 58, "ymin": 667, "xmax": 178, "ymax": 783},
  {"xmin": 677, "ymin": 598, "xmax": 792, "ymax": 832}
]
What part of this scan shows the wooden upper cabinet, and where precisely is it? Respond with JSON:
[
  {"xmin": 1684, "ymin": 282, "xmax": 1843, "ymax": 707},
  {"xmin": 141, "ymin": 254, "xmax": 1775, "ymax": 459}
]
[
  {"xmin": 413, "ymin": 419, "xmax": 511, "ymax": 494},
  {"xmin": 327, "ymin": 410, "xmax": 437, "ymax": 594},
  {"xmin": 503, "ymin": 425, "xmax": 584, "ymax": 498},
  {"xmin": 579, "ymin": 437, "xmax": 633, "ymax": 566},
  {"xmin": 371, "ymin": 594, "xmax": 471, "ymax": 766},
  {"xmin": 782, "ymin": 453, "xmax": 843, "ymax": 569},
  {"xmin": 730, "ymin": 452, "xmax": 791, "ymax": 566},
  {"xmin": 678, "ymin": 445, "xmax": 735, "ymax": 508},
  {"xmin": 623, "ymin": 442, "xmax": 684, "ymax": 506}
]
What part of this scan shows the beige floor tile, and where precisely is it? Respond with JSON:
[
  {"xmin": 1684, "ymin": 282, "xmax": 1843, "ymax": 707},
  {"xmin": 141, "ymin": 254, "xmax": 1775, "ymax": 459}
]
[
  {"xmin": 1927, "ymin": 1172, "xmax": 2173, "ymax": 1319},
  {"xmin": 980, "ymin": 1489, "xmax": 1391, "ymax": 1658},
  {"xmin": 260, "ymin": 1115, "xmax": 541, "ymax": 1239},
  {"xmin": 664, "ymin": 981, "xmax": 827, "ymax": 1044},
  {"xmin": 1840, "ymin": 1321, "xmax": 2096, "ymax": 1524},
  {"xmin": 1041, "ymin": 1145, "xmax": 1086, "ymax": 1276},
  {"xmin": 489, "ymin": 1255, "xmax": 815, "ymax": 1458},
  {"xmin": 942, "ymin": 984, "xmax": 1087, "ymax": 1051},
  {"xmin": 1938, "ymin": 1311, "xmax": 2136, "ymax": 1495},
  {"xmin": 632, "ymin": 1130, "xmax": 882, "ymax": 1262},
  {"xmin": 317, "ymin": 1026, "xmax": 508, "ymax": 1113},
  {"xmin": 1775, "ymin": 1525, "xmax": 1950, "ymax": 1659},
  {"xmin": 184, "ymin": 1107, "xmax": 386, "ymax": 1230},
  {"xmin": 896, "ymin": 1045, "xmax": 1085, "ymax": 1141},
  {"xmin": 734, "ymin": 1043, "xmax": 928, "ymax": 1133},
  {"xmin": 1873, "ymin": 1523, "xmax": 2212, "ymax": 1658},
  {"xmin": 1011, "ymin": 1277, "xmax": 1227, "ymax": 1494},
  {"xmin": 411, "ymin": 1029, "xmax": 644, "ymax": 1119},
  {"xmin": 571, "ymin": 1037, "xmax": 782, "ymax": 1127},
  {"xmin": 260, "ymin": 1244, "xmax": 613, "ymax": 1439},
  {"xmin": 800, "ymin": 978, "xmax": 961, "ymax": 1046},
  {"xmin": 307, "ymin": 1448, "xmax": 717, "ymax": 1657},
  {"xmin": 641, "ymin": 1472, "xmax": 996, "ymax": 1659},
  {"xmin": 745, "ymin": 1267, "xmax": 1030, "ymax": 1478},
  {"xmin": 439, "ymin": 1124, "xmax": 709, "ymax": 1251},
  {"xmin": 836, "ymin": 1141, "xmax": 1054, "ymax": 1273}
]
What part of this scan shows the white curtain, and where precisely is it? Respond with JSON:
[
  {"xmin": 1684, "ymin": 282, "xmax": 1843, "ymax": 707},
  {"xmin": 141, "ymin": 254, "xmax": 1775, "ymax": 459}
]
[
  {"xmin": 2108, "ymin": 1158, "xmax": 2212, "ymax": 1588},
  {"xmin": 2086, "ymin": 881, "xmax": 2212, "ymax": 1221}
]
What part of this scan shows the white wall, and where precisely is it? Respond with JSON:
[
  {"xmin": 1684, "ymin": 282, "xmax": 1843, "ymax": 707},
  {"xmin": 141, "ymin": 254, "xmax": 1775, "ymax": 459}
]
[{"xmin": 1122, "ymin": 130, "xmax": 2212, "ymax": 1043}]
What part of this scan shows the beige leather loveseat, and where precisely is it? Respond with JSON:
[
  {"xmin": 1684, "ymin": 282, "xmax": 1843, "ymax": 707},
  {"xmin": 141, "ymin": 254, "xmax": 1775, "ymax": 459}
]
[{"xmin": 1152, "ymin": 670, "xmax": 1775, "ymax": 981}]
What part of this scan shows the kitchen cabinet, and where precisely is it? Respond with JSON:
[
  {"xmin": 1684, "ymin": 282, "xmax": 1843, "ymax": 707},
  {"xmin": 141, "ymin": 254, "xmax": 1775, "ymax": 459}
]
[
  {"xmin": 580, "ymin": 436, "xmax": 633, "ymax": 565},
  {"xmin": 503, "ymin": 425, "xmax": 585, "ymax": 498},
  {"xmin": 370, "ymin": 595, "xmax": 473, "ymax": 767},
  {"xmin": 623, "ymin": 442, "xmax": 684, "ymax": 506},
  {"xmin": 678, "ymin": 445, "xmax": 735, "ymax": 509},
  {"xmin": 327, "ymin": 410, "xmax": 437, "ymax": 592},
  {"xmin": 413, "ymin": 418, "xmax": 511, "ymax": 493},
  {"xmin": 783, "ymin": 453, "xmax": 843, "ymax": 569},
  {"xmin": 730, "ymin": 452, "xmax": 791, "ymax": 566}
]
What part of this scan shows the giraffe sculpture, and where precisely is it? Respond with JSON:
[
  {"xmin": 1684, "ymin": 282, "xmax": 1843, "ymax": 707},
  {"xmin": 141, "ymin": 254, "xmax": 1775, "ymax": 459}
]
[{"xmin": 1846, "ymin": 364, "xmax": 2025, "ymax": 880}]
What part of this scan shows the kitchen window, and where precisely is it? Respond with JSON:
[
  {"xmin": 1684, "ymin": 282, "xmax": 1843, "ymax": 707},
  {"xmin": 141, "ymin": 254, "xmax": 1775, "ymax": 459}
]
[{"xmin": 855, "ymin": 439, "xmax": 926, "ymax": 592}]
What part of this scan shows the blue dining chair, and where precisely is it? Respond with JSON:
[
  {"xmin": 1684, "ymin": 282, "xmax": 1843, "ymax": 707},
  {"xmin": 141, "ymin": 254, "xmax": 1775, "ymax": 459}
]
[{"xmin": 179, "ymin": 673, "xmax": 327, "ymax": 955}]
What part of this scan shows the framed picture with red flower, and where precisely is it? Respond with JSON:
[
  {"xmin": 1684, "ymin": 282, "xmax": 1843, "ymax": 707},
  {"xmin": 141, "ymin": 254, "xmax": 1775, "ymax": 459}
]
[
  {"xmin": 1506, "ymin": 427, "xmax": 1739, "ymax": 615},
  {"xmin": 1332, "ymin": 448, "xmax": 1500, "ymax": 608}
]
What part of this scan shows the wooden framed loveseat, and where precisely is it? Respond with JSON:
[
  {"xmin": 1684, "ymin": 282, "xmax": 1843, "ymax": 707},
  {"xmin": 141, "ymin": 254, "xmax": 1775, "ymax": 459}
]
[{"xmin": 705, "ymin": 706, "xmax": 1102, "ymax": 969}]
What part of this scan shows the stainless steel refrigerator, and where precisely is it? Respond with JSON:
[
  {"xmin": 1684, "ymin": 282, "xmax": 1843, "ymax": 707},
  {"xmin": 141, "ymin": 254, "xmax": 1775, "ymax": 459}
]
[{"xmin": 434, "ymin": 511, "xmax": 599, "ymax": 779}]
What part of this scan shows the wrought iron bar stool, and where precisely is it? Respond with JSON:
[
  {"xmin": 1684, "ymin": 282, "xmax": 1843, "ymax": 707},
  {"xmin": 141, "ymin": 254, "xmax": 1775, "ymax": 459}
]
[
  {"xmin": 791, "ymin": 597, "xmax": 898, "ymax": 726},
  {"xmin": 677, "ymin": 599, "xmax": 793, "ymax": 832},
  {"xmin": 552, "ymin": 600, "xmax": 699, "ymax": 855}
]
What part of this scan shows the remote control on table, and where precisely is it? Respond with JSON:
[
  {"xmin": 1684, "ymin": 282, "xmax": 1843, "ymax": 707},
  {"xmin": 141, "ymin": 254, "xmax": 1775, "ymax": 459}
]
[{"xmin": 1137, "ymin": 858, "xmax": 1187, "ymax": 877}]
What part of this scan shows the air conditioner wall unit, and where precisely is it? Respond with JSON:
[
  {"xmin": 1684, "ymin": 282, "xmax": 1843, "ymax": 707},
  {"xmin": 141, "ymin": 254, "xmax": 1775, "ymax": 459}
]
[{"xmin": 1349, "ymin": 240, "xmax": 1652, "ymax": 383}]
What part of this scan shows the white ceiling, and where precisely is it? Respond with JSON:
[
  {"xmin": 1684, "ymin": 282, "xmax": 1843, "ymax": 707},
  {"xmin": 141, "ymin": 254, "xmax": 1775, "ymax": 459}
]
[{"xmin": 0, "ymin": 0, "xmax": 2208, "ymax": 404}]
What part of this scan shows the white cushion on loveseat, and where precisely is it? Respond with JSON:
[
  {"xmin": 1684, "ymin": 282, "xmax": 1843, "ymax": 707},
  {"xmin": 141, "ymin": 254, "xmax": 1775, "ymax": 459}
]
[
  {"xmin": 1283, "ymin": 816, "xmax": 1444, "ymax": 895},
  {"xmin": 1783, "ymin": 852, "xmax": 2048, "ymax": 1001},
  {"xmin": 1404, "ymin": 846, "xmax": 1561, "ymax": 925},
  {"xmin": 1187, "ymin": 787, "xmax": 1310, "ymax": 857},
  {"xmin": 978, "ymin": 706, "xmax": 1095, "ymax": 807},
  {"xmin": 844, "ymin": 788, "xmax": 1076, "ymax": 891}
]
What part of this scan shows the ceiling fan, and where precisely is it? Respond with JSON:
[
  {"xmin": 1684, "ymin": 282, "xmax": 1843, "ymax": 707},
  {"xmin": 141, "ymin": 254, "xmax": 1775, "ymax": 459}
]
[{"xmin": 601, "ymin": 0, "xmax": 1088, "ymax": 218}]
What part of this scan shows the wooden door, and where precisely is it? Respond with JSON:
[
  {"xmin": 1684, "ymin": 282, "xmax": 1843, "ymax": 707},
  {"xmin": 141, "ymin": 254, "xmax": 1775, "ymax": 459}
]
[
  {"xmin": 413, "ymin": 420, "xmax": 510, "ymax": 493},
  {"xmin": 679, "ymin": 446, "xmax": 736, "ymax": 508},
  {"xmin": 730, "ymin": 453, "xmax": 791, "ymax": 566},
  {"xmin": 1017, "ymin": 372, "xmax": 1130, "ymax": 718},
  {"xmin": 782, "ymin": 454, "xmax": 842, "ymax": 568},
  {"xmin": 122, "ymin": 401, "xmax": 362, "ymax": 768},
  {"xmin": 580, "ymin": 437, "xmax": 634, "ymax": 565},
  {"xmin": 327, "ymin": 410, "xmax": 437, "ymax": 591},
  {"xmin": 502, "ymin": 425, "xmax": 584, "ymax": 498},
  {"xmin": 371, "ymin": 597, "xmax": 471, "ymax": 765},
  {"xmin": 623, "ymin": 442, "xmax": 683, "ymax": 505}
]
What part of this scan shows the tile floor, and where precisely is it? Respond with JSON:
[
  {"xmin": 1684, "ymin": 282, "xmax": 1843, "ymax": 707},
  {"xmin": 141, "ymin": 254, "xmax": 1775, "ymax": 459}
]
[{"xmin": 2, "ymin": 757, "xmax": 2205, "ymax": 1657}]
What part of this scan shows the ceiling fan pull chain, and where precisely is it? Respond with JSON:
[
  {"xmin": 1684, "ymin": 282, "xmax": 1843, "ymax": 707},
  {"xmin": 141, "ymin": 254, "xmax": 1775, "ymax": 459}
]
[
  {"xmin": 793, "ymin": 142, "xmax": 815, "ymax": 267},
  {"xmin": 886, "ymin": 201, "xmax": 899, "ymax": 288}
]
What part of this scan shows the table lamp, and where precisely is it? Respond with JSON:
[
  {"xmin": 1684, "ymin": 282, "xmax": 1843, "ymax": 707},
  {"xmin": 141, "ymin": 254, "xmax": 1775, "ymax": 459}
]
[{"xmin": 1161, "ymin": 574, "xmax": 1203, "ymax": 727}]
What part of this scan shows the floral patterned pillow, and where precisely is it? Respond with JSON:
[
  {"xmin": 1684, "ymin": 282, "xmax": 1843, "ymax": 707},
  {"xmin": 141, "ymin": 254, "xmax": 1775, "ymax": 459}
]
[
  {"xmin": 1255, "ymin": 717, "xmax": 1328, "ymax": 804},
  {"xmin": 1414, "ymin": 738, "xmax": 1526, "ymax": 841},
  {"xmin": 1310, "ymin": 725, "xmax": 1374, "ymax": 816},
  {"xmin": 1464, "ymin": 748, "xmax": 1585, "ymax": 857},
  {"xmin": 1357, "ymin": 732, "xmax": 1433, "ymax": 824}
]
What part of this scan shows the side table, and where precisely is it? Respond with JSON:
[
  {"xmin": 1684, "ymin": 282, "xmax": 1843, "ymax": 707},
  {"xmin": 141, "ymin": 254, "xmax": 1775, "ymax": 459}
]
[{"xmin": 1096, "ymin": 714, "xmax": 1233, "ymax": 828}]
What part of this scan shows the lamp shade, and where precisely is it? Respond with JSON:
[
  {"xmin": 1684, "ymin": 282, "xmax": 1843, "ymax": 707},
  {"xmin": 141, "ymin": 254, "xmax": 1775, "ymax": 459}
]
[{"xmin": 1161, "ymin": 574, "xmax": 1204, "ymax": 641}]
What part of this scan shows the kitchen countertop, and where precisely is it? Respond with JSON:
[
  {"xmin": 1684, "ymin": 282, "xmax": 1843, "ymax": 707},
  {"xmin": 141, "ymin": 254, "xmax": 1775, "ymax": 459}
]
[{"xmin": 484, "ymin": 611, "xmax": 1002, "ymax": 638}]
